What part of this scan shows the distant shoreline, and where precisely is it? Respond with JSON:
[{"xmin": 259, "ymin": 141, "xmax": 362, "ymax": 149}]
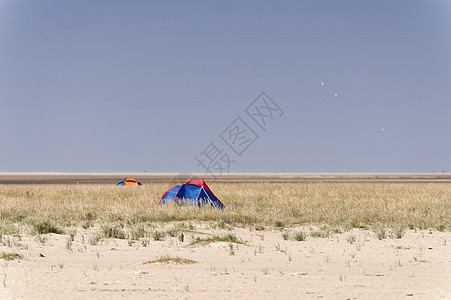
[{"xmin": 1, "ymin": 173, "xmax": 450, "ymax": 185}]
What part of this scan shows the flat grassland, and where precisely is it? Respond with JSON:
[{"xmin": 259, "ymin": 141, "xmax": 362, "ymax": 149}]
[{"xmin": 0, "ymin": 177, "xmax": 450, "ymax": 299}]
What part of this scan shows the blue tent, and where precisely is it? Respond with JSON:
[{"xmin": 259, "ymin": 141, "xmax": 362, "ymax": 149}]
[{"xmin": 160, "ymin": 179, "xmax": 225, "ymax": 210}]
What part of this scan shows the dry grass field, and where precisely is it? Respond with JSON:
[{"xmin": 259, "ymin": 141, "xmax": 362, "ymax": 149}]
[
  {"xmin": 1, "ymin": 179, "xmax": 450, "ymax": 299},
  {"xmin": 0, "ymin": 182, "xmax": 450, "ymax": 231}
]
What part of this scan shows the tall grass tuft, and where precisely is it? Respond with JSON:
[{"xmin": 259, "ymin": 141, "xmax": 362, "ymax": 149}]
[
  {"xmin": 1, "ymin": 252, "xmax": 22, "ymax": 261},
  {"xmin": 100, "ymin": 224, "xmax": 125, "ymax": 239},
  {"xmin": 30, "ymin": 220, "xmax": 64, "ymax": 235},
  {"xmin": 294, "ymin": 231, "xmax": 307, "ymax": 241}
]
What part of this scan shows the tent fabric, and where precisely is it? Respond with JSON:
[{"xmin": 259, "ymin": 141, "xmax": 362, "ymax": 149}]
[
  {"xmin": 160, "ymin": 180, "xmax": 224, "ymax": 209},
  {"xmin": 116, "ymin": 177, "xmax": 142, "ymax": 186},
  {"xmin": 184, "ymin": 179, "xmax": 214, "ymax": 194}
]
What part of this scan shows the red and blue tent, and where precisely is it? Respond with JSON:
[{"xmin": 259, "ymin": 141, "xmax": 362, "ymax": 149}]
[{"xmin": 160, "ymin": 180, "xmax": 224, "ymax": 210}]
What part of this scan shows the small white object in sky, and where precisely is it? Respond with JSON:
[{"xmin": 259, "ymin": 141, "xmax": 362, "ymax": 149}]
[
  {"xmin": 381, "ymin": 128, "xmax": 385, "ymax": 132},
  {"xmin": 334, "ymin": 93, "xmax": 338, "ymax": 97},
  {"xmin": 321, "ymin": 81, "xmax": 325, "ymax": 86}
]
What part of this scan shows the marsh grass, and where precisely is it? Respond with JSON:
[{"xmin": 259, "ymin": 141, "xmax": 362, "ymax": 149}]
[
  {"xmin": 152, "ymin": 230, "xmax": 165, "ymax": 241},
  {"xmin": 1, "ymin": 252, "xmax": 22, "ymax": 261},
  {"xmin": 372, "ymin": 223, "xmax": 386, "ymax": 240},
  {"xmin": 143, "ymin": 255, "xmax": 197, "ymax": 265},
  {"xmin": 310, "ymin": 230, "xmax": 329, "ymax": 238},
  {"xmin": 0, "ymin": 183, "xmax": 450, "ymax": 233},
  {"xmin": 30, "ymin": 220, "xmax": 64, "ymax": 235},
  {"xmin": 188, "ymin": 233, "xmax": 243, "ymax": 246},
  {"xmin": 293, "ymin": 231, "xmax": 307, "ymax": 241},
  {"xmin": 89, "ymin": 234, "xmax": 103, "ymax": 246},
  {"xmin": 100, "ymin": 224, "xmax": 126, "ymax": 239},
  {"xmin": 281, "ymin": 232, "xmax": 289, "ymax": 240},
  {"xmin": 389, "ymin": 224, "xmax": 406, "ymax": 239},
  {"xmin": 128, "ymin": 225, "xmax": 148, "ymax": 240},
  {"xmin": 0, "ymin": 222, "xmax": 19, "ymax": 236}
]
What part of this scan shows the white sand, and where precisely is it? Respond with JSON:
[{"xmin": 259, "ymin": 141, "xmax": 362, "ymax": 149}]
[{"xmin": 1, "ymin": 225, "xmax": 450, "ymax": 299}]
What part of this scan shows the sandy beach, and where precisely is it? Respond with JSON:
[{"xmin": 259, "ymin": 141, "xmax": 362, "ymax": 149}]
[
  {"xmin": 1, "ymin": 224, "xmax": 450, "ymax": 299},
  {"xmin": 1, "ymin": 175, "xmax": 450, "ymax": 299}
]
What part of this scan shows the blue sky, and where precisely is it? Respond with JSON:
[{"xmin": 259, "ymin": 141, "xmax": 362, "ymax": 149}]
[{"xmin": 1, "ymin": 1, "xmax": 450, "ymax": 173}]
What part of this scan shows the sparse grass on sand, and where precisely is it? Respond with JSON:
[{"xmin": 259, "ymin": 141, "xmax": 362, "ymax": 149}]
[
  {"xmin": 0, "ymin": 183, "xmax": 450, "ymax": 234},
  {"xmin": 1, "ymin": 252, "xmax": 22, "ymax": 261},
  {"xmin": 188, "ymin": 233, "xmax": 243, "ymax": 246},
  {"xmin": 143, "ymin": 255, "xmax": 197, "ymax": 265}
]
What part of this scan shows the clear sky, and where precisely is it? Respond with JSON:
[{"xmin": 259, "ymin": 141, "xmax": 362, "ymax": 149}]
[{"xmin": 1, "ymin": 0, "xmax": 450, "ymax": 173}]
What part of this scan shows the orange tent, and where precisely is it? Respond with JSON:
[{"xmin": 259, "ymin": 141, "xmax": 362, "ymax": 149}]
[{"xmin": 116, "ymin": 177, "xmax": 142, "ymax": 186}]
